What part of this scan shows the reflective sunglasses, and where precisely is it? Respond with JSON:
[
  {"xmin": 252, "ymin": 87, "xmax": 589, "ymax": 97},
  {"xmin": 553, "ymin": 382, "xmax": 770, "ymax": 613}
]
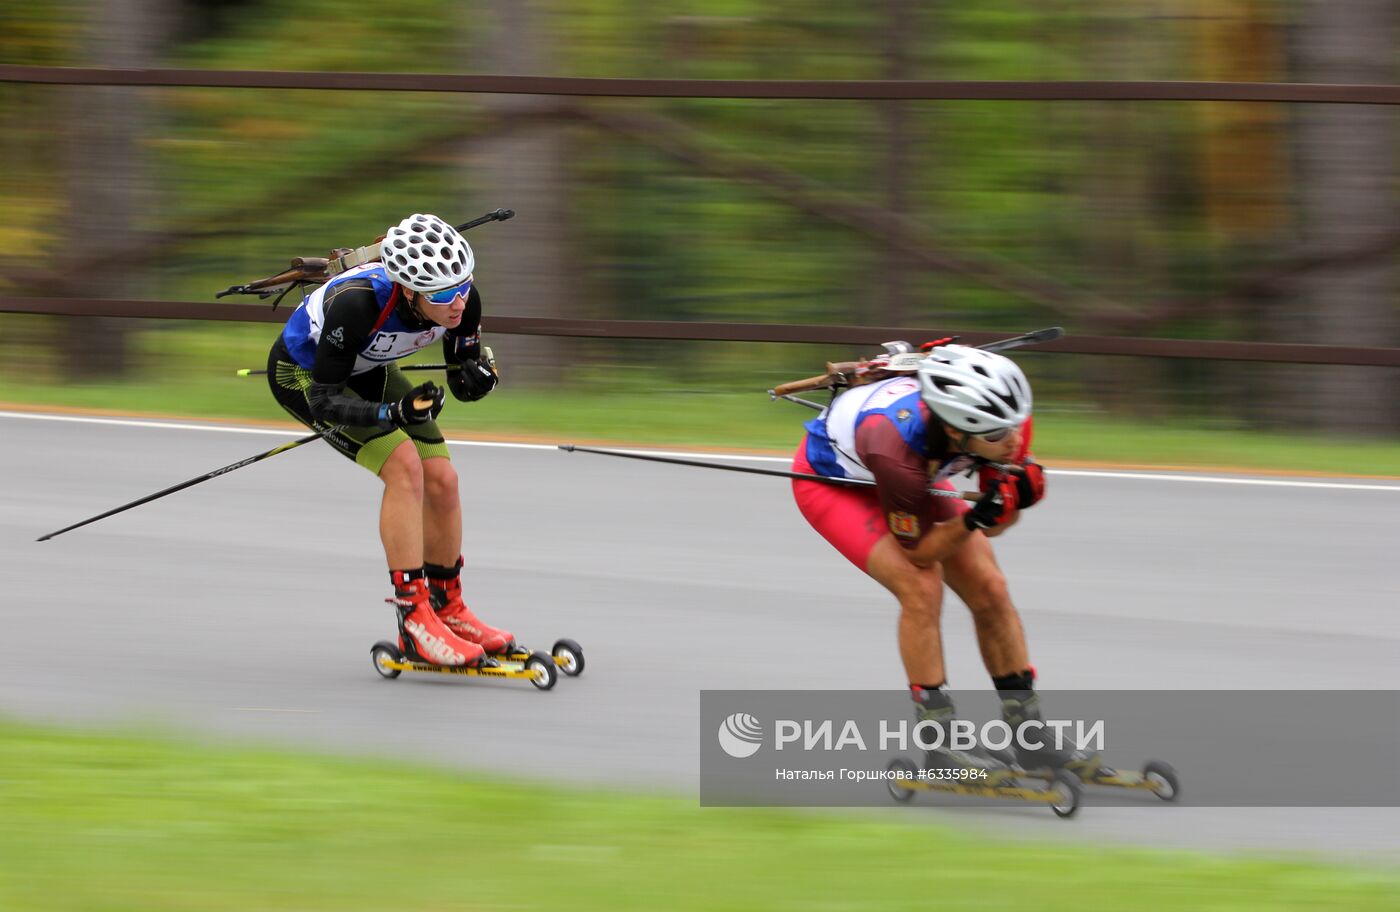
[
  {"xmin": 976, "ymin": 426, "xmax": 1014, "ymax": 443},
  {"xmin": 422, "ymin": 277, "xmax": 473, "ymax": 305}
]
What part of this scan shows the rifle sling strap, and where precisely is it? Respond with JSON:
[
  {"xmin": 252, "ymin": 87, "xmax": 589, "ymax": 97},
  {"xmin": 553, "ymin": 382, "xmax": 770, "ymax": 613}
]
[{"xmin": 327, "ymin": 242, "xmax": 383, "ymax": 276}]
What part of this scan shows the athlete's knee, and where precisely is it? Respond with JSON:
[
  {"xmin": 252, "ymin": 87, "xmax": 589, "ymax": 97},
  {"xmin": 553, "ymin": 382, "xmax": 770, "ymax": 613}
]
[
  {"xmin": 887, "ymin": 568, "xmax": 941, "ymax": 619},
  {"xmin": 961, "ymin": 567, "xmax": 1012, "ymax": 617},
  {"xmin": 379, "ymin": 444, "xmax": 425, "ymax": 494},
  {"xmin": 421, "ymin": 457, "xmax": 459, "ymax": 504}
]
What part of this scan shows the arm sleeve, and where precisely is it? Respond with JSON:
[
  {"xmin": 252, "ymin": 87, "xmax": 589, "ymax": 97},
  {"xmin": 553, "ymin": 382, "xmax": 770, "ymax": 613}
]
[
  {"xmin": 305, "ymin": 284, "xmax": 391, "ymax": 428},
  {"xmin": 856, "ymin": 415, "xmax": 938, "ymax": 550},
  {"xmin": 442, "ymin": 285, "xmax": 485, "ymax": 364}
]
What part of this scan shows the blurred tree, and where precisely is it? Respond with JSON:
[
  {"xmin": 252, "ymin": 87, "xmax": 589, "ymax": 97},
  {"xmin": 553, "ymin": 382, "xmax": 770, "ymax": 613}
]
[
  {"xmin": 63, "ymin": 0, "xmax": 175, "ymax": 380},
  {"xmin": 1192, "ymin": 0, "xmax": 1289, "ymax": 245},
  {"xmin": 464, "ymin": 0, "xmax": 570, "ymax": 384},
  {"xmin": 1077, "ymin": 4, "xmax": 1177, "ymax": 419},
  {"xmin": 1190, "ymin": 0, "xmax": 1291, "ymax": 426},
  {"xmin": 169, "ymin": 0, "xmax": 258, "ymax": 41},
  {"xmin": 877, "ymin": 0, "xmax": 917, "ymax": 326},
  {"xmin": 1285, "ymin": 0, "xmax": 1398, "ymax": 433}
]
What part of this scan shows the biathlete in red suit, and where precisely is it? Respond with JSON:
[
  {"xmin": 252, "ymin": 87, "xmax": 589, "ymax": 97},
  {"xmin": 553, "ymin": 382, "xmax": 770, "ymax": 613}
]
[{"xmin": 792, "ymin": 344, "xmax": 1097, "ymax": 778}]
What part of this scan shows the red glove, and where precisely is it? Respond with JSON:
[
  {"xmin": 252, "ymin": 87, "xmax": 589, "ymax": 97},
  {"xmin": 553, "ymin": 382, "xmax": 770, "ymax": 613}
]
[
  {"xmin": 980, "ymin": 460, "xmax": 1044, "ymax": 509},
  {"xmin": 1012, "ymin": 460, "xmax": 1045, "ymax": 508}
]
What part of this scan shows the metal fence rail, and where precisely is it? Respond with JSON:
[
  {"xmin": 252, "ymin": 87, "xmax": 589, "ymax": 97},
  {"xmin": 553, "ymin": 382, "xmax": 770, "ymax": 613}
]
[
  {"xmin": 3, "ymin": 297, "xmax": 1397, "ymax": 367},
  {"xmin": 3, "ymin": 66, "xmax": 1400, "ymax": 103},
  {"xmin": 4, "ymin": 66, "xmax": 1396, "ymax": 370}
]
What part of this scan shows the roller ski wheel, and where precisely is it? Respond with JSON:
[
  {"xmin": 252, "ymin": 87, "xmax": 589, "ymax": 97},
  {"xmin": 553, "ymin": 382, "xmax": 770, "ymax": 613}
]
[
  {"xmin": 371, "ymin": 641, "xmax": 403, "ymax": 680},
  {"xmin": 886, "ymin": 757, "xmax": 919, "ymax": 803},
  {"xmin": 551, "ymin": 638, "xmax": 585, "ymax": 677},
  {"xmin": 1049, "ymin": 771, "xmax": 1082, "ymax": 819},
  {"xmin": 494, "ymin": 638, "xmax": 585, "ymax": 678},
  {"xmin": 1142, "ymin": 760, "xmax": 1180, "ymax": 802},
  {"xmin": 526, "ymin": 651, "xmax": 558, "ymax": 691}
]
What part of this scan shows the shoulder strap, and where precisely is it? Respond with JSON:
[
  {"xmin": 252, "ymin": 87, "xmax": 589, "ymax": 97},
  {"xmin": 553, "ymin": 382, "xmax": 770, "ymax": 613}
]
[{"xmin": 369, "ymin": 284, "xmax": 402, "ymax": 336}]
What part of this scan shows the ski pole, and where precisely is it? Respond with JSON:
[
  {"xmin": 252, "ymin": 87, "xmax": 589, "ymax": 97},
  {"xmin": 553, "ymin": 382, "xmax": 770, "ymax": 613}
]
[
  {"xmin": 36, "ymin": 393, "xmax": 437, "ymax": 540},
  {"xmin": 239, "ymin": 347, "xmax": 494, "ymax": 378},
  {"xmin": 236, "ymin": 364, "xmax": 453, "ymax": 377},
  {"xmin": 37, "ymin": 432, "xmax": 323, "ymax": 541},
  {"xmin": 557, "ymin": 445, "xmax": 972, "ymax": 500}
]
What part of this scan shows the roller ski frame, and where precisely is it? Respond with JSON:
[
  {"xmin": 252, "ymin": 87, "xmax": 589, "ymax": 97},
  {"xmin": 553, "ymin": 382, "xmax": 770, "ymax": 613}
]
[
  {"xmin": 884, "ymin": 756, "xmax": 1085, "ymax": 818},
  {"xmin": 371, "ymin": 611, "xmax": 585, "ymax": 692},
  {"xmin": 1012, "ymin": 758, "xmax": 1179, "ymax": 803},
  {"xmin": 883, "ymin": 755, "xmax": 1179, "ymax": 818}
]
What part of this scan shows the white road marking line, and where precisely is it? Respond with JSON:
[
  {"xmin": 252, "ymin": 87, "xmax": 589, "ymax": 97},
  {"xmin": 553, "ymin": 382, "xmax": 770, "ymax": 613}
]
[
  {"xmin": 1051, "ymin": 469, "xmax": 1400, "ymax": 492},
  {"xmin": 230, "ymin": 708, "xmax": 320, "ymax": 713},
  {"xmin": 3, "ymin": 409, "xmax": 1397, "ymax": 491}
]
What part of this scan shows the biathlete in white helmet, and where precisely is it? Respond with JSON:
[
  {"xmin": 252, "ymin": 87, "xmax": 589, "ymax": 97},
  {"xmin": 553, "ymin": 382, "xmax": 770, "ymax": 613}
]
[
  {"xmin": 792, "ymin": 343, "xmax": 1097, "ymax": 778},
  {"xmin": 267, "ymin": 214, "xmax": 511, "ymax": 667}
]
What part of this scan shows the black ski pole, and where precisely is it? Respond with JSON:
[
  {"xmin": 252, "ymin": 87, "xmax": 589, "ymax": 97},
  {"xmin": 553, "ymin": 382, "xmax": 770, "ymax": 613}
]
[
  {"xmin": 37, "ymin": 432, "xmax": 323, "ymax": 541},
  {"xmin": 557, "ymin": 445, "xmax": 970, "ymax": 500},
  {"xmin": 236, "ymin": 364, "xmax": 454, "ymax": 377}
]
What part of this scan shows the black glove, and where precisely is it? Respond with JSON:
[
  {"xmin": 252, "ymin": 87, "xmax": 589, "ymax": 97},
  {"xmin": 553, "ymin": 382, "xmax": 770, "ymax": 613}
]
[
  {"xmin": 963, "ymin": 480, "xmax": 1018, "ymax": 531},
  {"xmin": 380, "ymin": 382, "xmax": 445, "ymax": 427},
  {"xmin": 448, "ymin": 358, "xmax": 498, "ymax": 402}
]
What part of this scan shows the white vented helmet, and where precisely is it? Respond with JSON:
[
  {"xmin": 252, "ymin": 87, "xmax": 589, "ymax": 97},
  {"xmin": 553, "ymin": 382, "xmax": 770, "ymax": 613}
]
[
  {"xmin": 380, "ymin": 213, "xmax": 474, "ymax": 293},
  {"xmin": 916, "ymin": 344, "xmax": 1032, "ymax": 434}
]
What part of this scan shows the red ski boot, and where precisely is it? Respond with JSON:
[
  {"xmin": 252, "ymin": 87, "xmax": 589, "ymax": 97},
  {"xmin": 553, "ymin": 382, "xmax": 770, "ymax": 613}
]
[
  {"xmin": 427, "ymin": 557, "xmax": 514, "ymax": 654},
  {"xmin": 389, "ymin": 570, "xmax": 485, "ymax": 667}
]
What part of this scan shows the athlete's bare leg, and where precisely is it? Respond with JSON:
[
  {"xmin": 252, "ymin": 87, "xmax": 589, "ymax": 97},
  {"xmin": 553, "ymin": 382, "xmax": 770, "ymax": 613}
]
[
  {"xmin": 865, "ymin": 534, "xmax": 949, "ymax": 685},
  {"xmin": 378, "ymin": 440, "xmax": 425, "ymax": 568},
  {"xmin": 421, "ymin": 455, "xmax": 462, "ymax": 568},
  {"xmin": 942, "ymin": 531, "xmax": 1030, "ymax": 678}
]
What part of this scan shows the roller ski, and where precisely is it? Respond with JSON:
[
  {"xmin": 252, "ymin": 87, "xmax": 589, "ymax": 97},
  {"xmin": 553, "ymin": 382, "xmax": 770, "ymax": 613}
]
[
  {"xmin": 426, "ymin": 557, "xmax": 585, "ymax": 679},
  {"xmin": 887, "ymin": 691, "xmax": 1081, "ymax": 817},
  {"xmin": 370, "ymin": 639, "xmax": 562, "ymax": 690},
  {"xmin": 368, "ymin": 571, "xmax": 570, "ymax": 691},
  {"xmin": 993, "ymin": 689, "xmax": 1180, "ymax": 804}
]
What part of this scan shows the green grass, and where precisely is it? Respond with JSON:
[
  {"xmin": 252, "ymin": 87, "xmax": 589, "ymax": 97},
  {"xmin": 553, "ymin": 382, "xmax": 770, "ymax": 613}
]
[
  {"xmin": 3, "ymin": 319, "xmax": 1398, "ymax": 476},
  {"xmin": 1, "ymin": 720, "xmax": 1397, "ymax": 912}
]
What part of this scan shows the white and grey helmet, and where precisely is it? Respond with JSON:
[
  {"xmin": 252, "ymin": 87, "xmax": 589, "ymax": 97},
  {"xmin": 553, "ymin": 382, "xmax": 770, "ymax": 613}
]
[
  {"xmin": 380, "ymin": 213, "xmax": 474, "ymax": 293},
  {"xmin": 916, "ymin": 344, "xmax": 1032, "ymax": 434}
]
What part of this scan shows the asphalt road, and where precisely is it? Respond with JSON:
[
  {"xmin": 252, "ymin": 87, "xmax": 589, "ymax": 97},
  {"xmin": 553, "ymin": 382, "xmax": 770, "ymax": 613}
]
[{"xmin": 2, "ymin": 410, "xmax": 1398, "ymax": 860}]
